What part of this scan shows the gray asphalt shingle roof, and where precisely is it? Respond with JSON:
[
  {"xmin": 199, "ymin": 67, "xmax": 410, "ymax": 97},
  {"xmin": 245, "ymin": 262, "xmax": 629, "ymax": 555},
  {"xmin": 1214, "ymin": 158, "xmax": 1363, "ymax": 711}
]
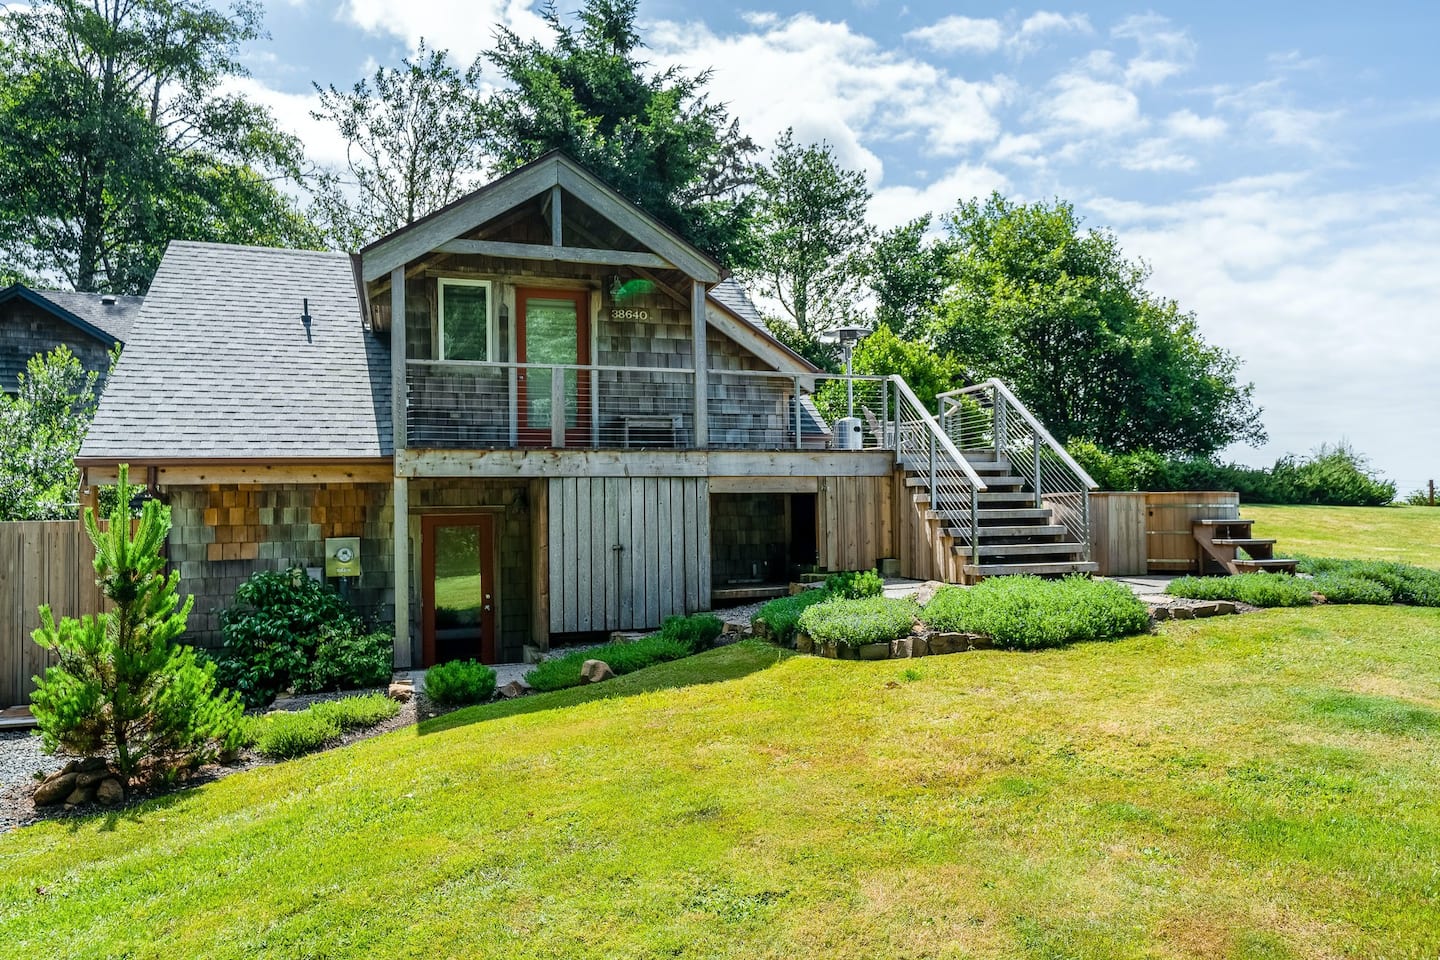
[
  {"xmin": 81, "ymin": 241, "xmax": 391, "ymax": 461},
  {"xmin": 708, "ymin": 277, "xmax": 764, "ymax": 327},
  {"xmin": 35, "ymin": 289, "xmax": 143, "ymax": 342}
]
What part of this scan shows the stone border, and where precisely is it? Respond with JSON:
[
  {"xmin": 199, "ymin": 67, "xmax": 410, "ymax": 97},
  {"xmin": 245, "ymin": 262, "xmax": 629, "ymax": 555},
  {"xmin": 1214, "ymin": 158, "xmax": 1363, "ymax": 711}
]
[{"xmin": 796, "ymin": 630, "xmax": 993, "ymax": 660}]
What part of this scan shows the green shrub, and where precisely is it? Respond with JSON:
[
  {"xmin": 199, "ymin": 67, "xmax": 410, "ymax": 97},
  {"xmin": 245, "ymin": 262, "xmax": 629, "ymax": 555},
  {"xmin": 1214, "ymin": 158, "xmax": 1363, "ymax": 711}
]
[
  {"xmin": 1308, "ymin": 574, "xmax": 1394, "ymax": 605},
  {"xmin": 311, "ymin": 693, "xmax": 401, "ymax": 730},
  {"xmin": 659, "ymin": 613, "xmax": 725, "ymax": 651},
  {"xmin": 924, "ymin": 577, "xmax": 1151, "ymax": 650},
  {"xmin": 798, "ymin": 596, "xmax": 919, "ymax": 648},
  {"xmin": 1165, "ymin": 573, "xmax": 1315, "ymax": 607},
  {"xmin": 823, "ymin": 569, "xmax": 885, "ymax": 600},
  {"xmin": 752, "ymin": 589, "xmax": 831, "ymax": 645},
  {"xmin": 250, "ymin": 709, "xmax": 342, "ymax": 760},
  {"xmin": 424, "ymin": 660, "xmax": 498, "ymax": 706},
  {"xmin": 306, "ymin": 628, "xmax": 394, "ymax": 692},
  {"xmin": 30, "ymin": 465, "xmax": 244, "ymax": 781},
  {"xmin": 215, "ymin": 567, "xmax": 361, "ymax": 707},
  {"xmin": 1294, "ymin": 557, "xmax": 1440, "ymax": 606},
  {"xmin": 525, "ymin": 635, "xmax": 693, "ymax": 692}
]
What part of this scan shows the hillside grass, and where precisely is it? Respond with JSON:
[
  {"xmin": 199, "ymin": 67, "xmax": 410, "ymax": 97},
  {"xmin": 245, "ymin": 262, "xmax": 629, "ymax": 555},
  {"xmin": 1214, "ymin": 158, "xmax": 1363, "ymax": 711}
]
[
  {"xmin": 5, "ymin": 610, "xmax": 1440, "ymax": 958},
  {"xmin": 1246, "ymin": 503, "xmax": 1440, "ymax": 568}
]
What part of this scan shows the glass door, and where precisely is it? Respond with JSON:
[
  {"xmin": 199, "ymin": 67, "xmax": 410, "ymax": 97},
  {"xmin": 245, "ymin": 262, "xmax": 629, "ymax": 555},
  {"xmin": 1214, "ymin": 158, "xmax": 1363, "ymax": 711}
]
[
  {"xmin": 516, "ymin": 288, "xmax": 590, "ymax": 445},
  {"xmin": 421, "ymin": 514, "xmax": 497, "ymax": 665}
]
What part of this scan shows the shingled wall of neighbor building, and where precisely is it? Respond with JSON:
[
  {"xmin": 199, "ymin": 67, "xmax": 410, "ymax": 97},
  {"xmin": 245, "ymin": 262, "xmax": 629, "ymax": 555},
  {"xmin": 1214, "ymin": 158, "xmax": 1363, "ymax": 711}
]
[
  {"xmin": 0, "ymin": 298, "xmax": 116, "ymax": 391},
  {"xmin": 165, "ymin": 483, "xmax": 395, "ymax": 646},
  {"xmin": 710, "ymin": 493, "xmax": 790, "ymax": 587}
]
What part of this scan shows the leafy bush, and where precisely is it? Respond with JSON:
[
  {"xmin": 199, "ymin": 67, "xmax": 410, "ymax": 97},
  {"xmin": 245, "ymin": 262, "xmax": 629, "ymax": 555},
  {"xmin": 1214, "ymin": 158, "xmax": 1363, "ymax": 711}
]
[
  {"xmin": 424, "ymin": 659, "xmax": 498, "ymax": 705},
  {"xmin": 923, "ymin": 577, "xmax": 1150, "ymax": 650},
  {"xmin": 1069, "ymin": 438, "xmax": 1396, "ymax": 506},
  {"xmin": 214, "ymin": 568, "xmax": 361, "ymax": 707},
  {"xmin": 1308, "ymin": 575, "xmax": 1394, "ymax": 605},
  {"xmin": 659, "ymin": 613, "xmax": 725, "ymax": 651},
  {"xmin": 249, "ymin": 709, "xmax": 341, "ymax": 760},
  {"xmin": 1403, "ymin": 489, "xmax": 1438, "ymax": 507},
  {"xmin": 30, "ymin": 465, "xmax": 244, "ymax": 781},
  {"xmin": 823, "ymin": 569, "xmax": 885, "ymax": 599},
  {"xmin": 307, "ymin": 628, "xmax": 394, "ymax": 692},
  {"xmin": 752, "ymin": 589, "xmax": 831, "ymax": 645},
  {"xmin": 525, "ymin": 635, "xmax": 693, "ymax": 692},
  {"xmin": 1165, "ymin": 573, "xmax": 1315, "ymax": 608},
  {"xmin": 311, "ymin": 692, "xmax": 401, "ymax": 730},
  {"xmin": 1294, "ymin": 557, "xmax": 1440, "ymax": 607},
  {"xmin": 798, "ymin": 596, "xmax": 919, "ymax": 648}
]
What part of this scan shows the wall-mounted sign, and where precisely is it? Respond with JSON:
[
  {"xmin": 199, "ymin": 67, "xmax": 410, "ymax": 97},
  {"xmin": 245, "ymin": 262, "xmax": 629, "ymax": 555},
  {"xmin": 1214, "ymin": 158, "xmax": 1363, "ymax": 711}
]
[
  {"xmin": 325, "ymin": 536, "xmax": 362, "ymax": 578},
  {"xmin": 610, "ymin": 308, "xmax": 650, "ymax": 322}
]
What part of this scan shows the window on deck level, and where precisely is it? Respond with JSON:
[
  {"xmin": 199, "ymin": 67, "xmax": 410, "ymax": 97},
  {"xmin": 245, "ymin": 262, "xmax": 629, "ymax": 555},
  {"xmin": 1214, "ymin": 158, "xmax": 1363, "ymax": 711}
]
[{"xmin": 438, "ymin": 279, "xmax": 492, "ymax": 361}]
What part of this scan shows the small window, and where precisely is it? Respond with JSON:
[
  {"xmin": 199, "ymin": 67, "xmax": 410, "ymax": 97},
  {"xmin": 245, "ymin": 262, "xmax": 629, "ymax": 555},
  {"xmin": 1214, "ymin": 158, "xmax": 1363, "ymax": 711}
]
[{"xmin": 438, "ymin": 279, "xmax": 492, "ymax": 361}]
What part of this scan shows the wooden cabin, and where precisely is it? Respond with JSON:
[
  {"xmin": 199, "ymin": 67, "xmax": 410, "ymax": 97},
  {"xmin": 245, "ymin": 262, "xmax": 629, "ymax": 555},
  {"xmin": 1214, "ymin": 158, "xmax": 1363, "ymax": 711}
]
[{"xmin": 78, "ymin": 152, "xmax": 1094, "ymax": 669}]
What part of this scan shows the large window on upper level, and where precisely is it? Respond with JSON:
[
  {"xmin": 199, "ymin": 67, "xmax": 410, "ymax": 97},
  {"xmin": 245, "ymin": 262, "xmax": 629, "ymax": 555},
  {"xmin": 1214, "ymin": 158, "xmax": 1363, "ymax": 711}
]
[{"xmin": 438, "ymin": 278, "xmax": 493, "ymax": 361}]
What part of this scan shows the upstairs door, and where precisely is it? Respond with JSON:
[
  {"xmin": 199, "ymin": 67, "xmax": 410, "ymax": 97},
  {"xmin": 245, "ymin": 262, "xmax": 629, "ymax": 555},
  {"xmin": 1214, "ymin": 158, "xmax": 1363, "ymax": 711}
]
[
  {"xmin": 421, "ymin": 514, "xmax": 497, "ymax": 666},
  {"xmin": 516, "ymin": 288, "xmax": 591, "ymax": 445}
]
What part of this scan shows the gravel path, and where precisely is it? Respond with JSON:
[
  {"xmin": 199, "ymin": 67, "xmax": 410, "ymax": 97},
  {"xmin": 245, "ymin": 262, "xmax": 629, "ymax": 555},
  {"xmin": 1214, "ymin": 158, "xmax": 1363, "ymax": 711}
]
[{"xmin": 0, "ymin": 730, "xmax": 66, "ymax": 824}]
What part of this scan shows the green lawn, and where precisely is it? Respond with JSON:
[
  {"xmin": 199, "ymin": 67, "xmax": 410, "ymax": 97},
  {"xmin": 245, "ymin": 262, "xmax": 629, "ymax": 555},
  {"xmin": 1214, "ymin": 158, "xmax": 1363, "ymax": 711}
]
[
  {"xmin": 5, "ymin": 609, "xmax": 1440, "ymax": 958},
  {"xmin": 1245, "ymin": 503, "xmax": 1440, "ymax": 568}
]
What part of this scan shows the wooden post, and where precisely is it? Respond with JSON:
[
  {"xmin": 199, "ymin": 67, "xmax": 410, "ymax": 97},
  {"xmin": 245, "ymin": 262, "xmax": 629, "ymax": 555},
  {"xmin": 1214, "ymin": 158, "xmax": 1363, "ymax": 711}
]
[
  {"xmin": 691, "ymin": 280, "xmax": 708, "ymax": 448},
  {"xmin": 391, "ymin": 268, "xmax": 407, "ymax": 453},
  {"xmin": 550, "ymin": 185, "xmax": 562, "ymax": 247},
  {"xmin": 529, "ymin": 479, "xmax": 550, "ymax": 653},
  {"xmin": 1430, "ymin": 479, "xmax": 1435, "ymax": 507},
  {"xmin": 392, "ymin": 474, "xmax": 410, "ymax": 668}
]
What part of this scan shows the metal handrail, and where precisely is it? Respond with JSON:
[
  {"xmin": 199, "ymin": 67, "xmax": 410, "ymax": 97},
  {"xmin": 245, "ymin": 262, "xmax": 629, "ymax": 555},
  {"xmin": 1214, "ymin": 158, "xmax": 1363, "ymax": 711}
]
[
  {"xmin": 937, "ymin": 378, "xmax": 1098, "ymax": 490},
  {"xmin": 890, "ymin": 375, "xmax": 987, "ymax": 566}
]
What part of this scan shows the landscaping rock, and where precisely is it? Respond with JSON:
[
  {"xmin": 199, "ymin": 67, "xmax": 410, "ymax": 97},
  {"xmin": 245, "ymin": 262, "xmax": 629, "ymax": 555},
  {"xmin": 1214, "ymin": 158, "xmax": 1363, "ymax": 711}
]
[
  {"xmin": 858, "ymin": 642, "xmax": 891, "ymax": 661},
  {"xmin": 33, "ymin": 771, "xmax": 78, "ymax": 806},
  {"xmin": 794, "ymin": 631, "xmax": 813, "ymax": 655},
  {"xmin": 913, "ymin": 580, "xmax": 947, "ymax": 607},
  {"xmin": 722, "ymin": 620, "xmax": 750, "ymax": 638},
  {"xmin": 1191, "ymin": 602, "xmax": 1221, "ymax": 617},
  {"xmin": 64, "ymin": 785, "xmax": 97, "ymax": 806},
  {"xmin": 928, "ymin": 632, "xmax": 964, "ymax": 655},
  {"xmin": 96, "ymin": 778, "xmax": 124, "ymax": 806},
  {"xmin": 581, "ymin": 660, "xmax": 615, "ymax": 683},
  {"xmin": 386, "ymin": 681, "xmax": 414, "ymax": 703},
  {"xmin": 890, "ymin": 637, "xmax": 913, "ymax": 658},
  {"xmin": 75, "ymin": 768, "xmax": 112, "ymax": 789},
  {"xmin": 837, "ymin": 645, "xmax": 860, "ymax": 661},
  {"xmin": 497, "ymin": 679, "xmax": 531, "ymax": 699},
  {"xmin": 1150, "ymin": 605, "xmax": 1171, "ymax": 620},
  {"xmin": 1213, "ymin": 601, "xmax": 1237, "ymax": 615},
  {"xmin": 1170, "ymin": 605, "xmax": 1194, "ymax": 620},
  {"xmin": 76, "ymin": 756, "xmax": 107, "ymax": 773}
]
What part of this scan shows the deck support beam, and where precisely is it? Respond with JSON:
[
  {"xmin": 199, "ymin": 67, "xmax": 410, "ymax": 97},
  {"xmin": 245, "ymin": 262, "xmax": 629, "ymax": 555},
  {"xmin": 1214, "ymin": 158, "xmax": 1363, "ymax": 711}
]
[
  {"xmin": 391, "ymin": 268, "xmax": 410, "ymax": 666},
  {"xmin": 393, "ymin": 474, "xmax": 410, "ymax": 668},
  {"xmin": 691, "ymin": 280, "xmax": 708, "ymax": 448}
]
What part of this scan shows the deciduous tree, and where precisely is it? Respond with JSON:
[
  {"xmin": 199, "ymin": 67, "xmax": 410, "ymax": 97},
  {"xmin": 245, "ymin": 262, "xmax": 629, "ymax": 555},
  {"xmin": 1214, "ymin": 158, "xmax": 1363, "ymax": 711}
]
[{"xmin": 0, "ymin": 345, "xmax": 105, "ymax": 521}]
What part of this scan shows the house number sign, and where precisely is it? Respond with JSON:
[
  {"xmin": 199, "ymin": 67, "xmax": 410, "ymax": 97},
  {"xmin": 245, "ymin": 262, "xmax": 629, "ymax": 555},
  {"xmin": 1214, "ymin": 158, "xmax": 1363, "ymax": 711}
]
[{"xmin": 610, "ymin": 308, "xmax": 650, "ymax": 321}]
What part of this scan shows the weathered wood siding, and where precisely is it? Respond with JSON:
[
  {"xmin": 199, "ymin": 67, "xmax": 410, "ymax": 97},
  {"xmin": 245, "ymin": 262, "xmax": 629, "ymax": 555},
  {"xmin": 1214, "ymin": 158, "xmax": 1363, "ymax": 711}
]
[
  {"xmin": 816, "ymin": 475, "xmax": 894, "ymax": 573},
  {"xmin": 1, "ymin": 299, "xmax": 115, "ymax": 393},
  {"xmin": 1088, "ymin": 492, "xmax": 1148, "ymax": 576},
  {"xmin": 0, "ymin": 521, "xmax": 107, "ymax": 708},
  {"xmin": 547, "ymin": 476, "xmax": 710, "ymax": 633},
  {"xmin": 893, "ymin": 470, "xmax": 964, "ymax": 583}
]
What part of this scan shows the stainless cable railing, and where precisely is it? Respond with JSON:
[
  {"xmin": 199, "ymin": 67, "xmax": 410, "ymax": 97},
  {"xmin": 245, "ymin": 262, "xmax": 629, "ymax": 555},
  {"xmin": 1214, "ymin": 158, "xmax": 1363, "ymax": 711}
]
[
  {"xmin": 706, "ymin": 369, "xmax": 891, "ymax": 451},
  {"xmin": 936, "ymin": 378, "xmax": 1098, "ymax": 554},
  {"xmin": 891, "ymin": 375, "xmax": 989, "ymax": 565}
]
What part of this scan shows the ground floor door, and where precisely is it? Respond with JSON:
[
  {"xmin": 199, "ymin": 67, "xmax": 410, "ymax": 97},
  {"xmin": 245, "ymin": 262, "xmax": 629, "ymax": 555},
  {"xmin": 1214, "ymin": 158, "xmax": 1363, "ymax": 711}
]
[{"xmin": 421, "ymin": 514, "xmax": 497, "ymax": 666}]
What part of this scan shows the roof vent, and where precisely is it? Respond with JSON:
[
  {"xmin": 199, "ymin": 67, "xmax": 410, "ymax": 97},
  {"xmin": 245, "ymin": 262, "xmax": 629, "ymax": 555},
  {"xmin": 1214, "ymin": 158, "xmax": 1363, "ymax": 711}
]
[{"xmin": 100, "ymin": 294, "xmax": 117, "ymax": 305}]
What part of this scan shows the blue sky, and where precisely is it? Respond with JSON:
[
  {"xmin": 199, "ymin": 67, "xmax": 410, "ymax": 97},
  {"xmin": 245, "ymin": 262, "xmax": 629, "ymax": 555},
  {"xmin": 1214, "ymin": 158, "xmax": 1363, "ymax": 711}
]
[{"xmin": 237, "ymin": 2, "xmax": 1440, "ymax": 491}]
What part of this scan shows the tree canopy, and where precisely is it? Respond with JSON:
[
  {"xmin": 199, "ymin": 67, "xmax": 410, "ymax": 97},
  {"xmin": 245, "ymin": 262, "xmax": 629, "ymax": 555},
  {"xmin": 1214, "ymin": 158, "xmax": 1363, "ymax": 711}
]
[
  {"xmin": 0, "ymin": 0, "xmax": 322, "ymax": 293},
  {"xmin": 0, "ymin": 345, "xmax": 106, "ymax": 520},
  {"xmin": 479, "ymin": 0, "xmax": 757, "ymax": 267}
]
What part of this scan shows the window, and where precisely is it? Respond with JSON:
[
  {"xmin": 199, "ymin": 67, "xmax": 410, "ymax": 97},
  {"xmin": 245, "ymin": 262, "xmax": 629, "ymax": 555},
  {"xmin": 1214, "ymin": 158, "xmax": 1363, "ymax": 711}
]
[{"xmin": 438, "ymin": 279, "xmax": 492, "ymax": 361}]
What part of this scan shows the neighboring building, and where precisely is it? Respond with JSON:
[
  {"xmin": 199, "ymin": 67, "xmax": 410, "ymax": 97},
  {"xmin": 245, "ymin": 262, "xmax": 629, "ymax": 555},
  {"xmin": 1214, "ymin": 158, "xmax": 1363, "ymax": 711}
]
[
  {"xmin": 79, "ymin": 152, "xmax": 1093, "ymax": 668},
  {"xmin": 0, "ymin": 284, "xmax": 140, "ymax": 392}
]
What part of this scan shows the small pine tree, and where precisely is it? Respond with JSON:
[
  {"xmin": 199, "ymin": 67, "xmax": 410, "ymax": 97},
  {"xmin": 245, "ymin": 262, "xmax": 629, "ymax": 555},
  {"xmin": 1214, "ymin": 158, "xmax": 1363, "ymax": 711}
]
[{"xmin": 30, "ymin": 465, "xmax": 244, "ymax": 781}]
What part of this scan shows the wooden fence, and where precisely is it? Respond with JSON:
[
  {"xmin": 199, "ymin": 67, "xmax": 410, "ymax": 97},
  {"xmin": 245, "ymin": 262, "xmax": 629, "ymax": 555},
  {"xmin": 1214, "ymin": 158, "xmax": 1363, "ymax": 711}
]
[
  {"xmin": 1, "ymin": 521, "xmax": 106, "ymax": 708},
  {"xmin": 1089, "ymin": 491, "xmax": 1241, "ymax": 576}
]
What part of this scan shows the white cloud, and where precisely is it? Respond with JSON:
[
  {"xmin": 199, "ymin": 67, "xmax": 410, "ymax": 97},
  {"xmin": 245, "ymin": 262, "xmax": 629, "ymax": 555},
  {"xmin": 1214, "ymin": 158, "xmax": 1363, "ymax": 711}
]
[
  {"xmin": 222, "ymin": 77, "xmax": 349, "ymax": 169},
  {"xmin": 1015, "ymin": 11, "xmax": 1092, "ymax": 47},
  {"xmin": 1112, "ymin": 13, "xmax": 1195, "ymax": 87},
  {"xmin": 1165, "ymin": 109, "xmax": 1227, "ymax": 140},
  {"xmin": 1249, "ymin": 106, "xmax": 1342, "ymax": 150},
  {"xmin": 340, "ymin": 0, "xmax": 547, "ymax": 58},
  {"xmin": 1118, "ymin": 138, "xmax": 1194, "ymax": 172},
  {"xmin": 1042, "ymin": 71, "xmax": 1143, "ymax": 134},
  {"xmin": 905, "ymin": 15, "xmax": 1004, "ymax": 53},
  {"xmin": 871, "ymin": 164, "xmax": 1009, "ymax": 231}
]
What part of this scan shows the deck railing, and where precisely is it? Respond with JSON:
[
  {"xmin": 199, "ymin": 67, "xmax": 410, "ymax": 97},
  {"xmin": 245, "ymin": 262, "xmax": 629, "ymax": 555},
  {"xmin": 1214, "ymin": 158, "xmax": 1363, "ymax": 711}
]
[
  {"xmin": 891, "ymin": 376, "xmax": 989, "ymax": 564},
  {"xmin": 406, "ymin": 360, "xmax": 894, "ymax": 452},
  {"xmin": 936, "ymin": 378, "xmax": 1099, "ymax": 554}
]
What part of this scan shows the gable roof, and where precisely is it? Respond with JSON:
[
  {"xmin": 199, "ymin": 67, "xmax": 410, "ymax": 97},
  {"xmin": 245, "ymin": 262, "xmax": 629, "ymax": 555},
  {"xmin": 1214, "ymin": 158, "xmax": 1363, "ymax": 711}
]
[
  {"xmin": 0, "ymin": 284, "xmax": 140, "ymax": 344},
  {"xmin": 706, "ymin": 278, "xmax": 819, "ymax": 373},
  {"xmin": 359, "ymin": 150, "xmax": 723, "ymax": 284},
  {"xmin": 80, "ymin": 242, "xmax": 391, "ymax": 462}
]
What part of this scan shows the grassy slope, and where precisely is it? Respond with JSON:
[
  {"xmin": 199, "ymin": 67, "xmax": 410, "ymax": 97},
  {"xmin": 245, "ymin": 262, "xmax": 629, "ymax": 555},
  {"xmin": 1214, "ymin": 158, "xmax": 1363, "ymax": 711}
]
[
  {"xmin": 1245, "ymin": 503, "xmax": 1440, "ymax": 568},
  {"xmin": 5, "ymin": 612, "xmax": 1440, "ymax": 959}
]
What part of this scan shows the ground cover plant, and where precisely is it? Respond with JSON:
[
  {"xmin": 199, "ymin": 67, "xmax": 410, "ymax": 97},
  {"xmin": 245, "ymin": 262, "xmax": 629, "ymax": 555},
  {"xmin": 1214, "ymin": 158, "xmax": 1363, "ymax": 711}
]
[
  {"xmin": 1166, "ymin": 572, "xmax": 1317, "ymax": 608},
  {"xmin": 244, "ymin": 693, "xmax": 400, "ymax": 761},
  {"xmin": 6, "ymin": 610, "xmax": 1440, "ymax": 957},
  {"xmin": 751, "ymin": 589, "xmax": 831, "ymax": 644},
  {"xmin": 523, "ymin": 612, "xmax": 723, "ymax": 693},
  {"xmin": 1295, "ymin": 556, "xmax": 1440, "ymax": 606},
  {"xmin": 922, "ymin": 576, "xmax": 1151, "ymax": 649},
  {"xmin": 1244, "ymin": 504, "xmax": 1440, "ymax": 568},
  {"xmin": 797, "ymin": 595, "xmax": 919, "ymax": 648},
  {"xmin": 822, "ymin": 568, "xmax": 884, "ymax": 599},
  {"xmin": 424, "ymin": 660, "xmax": 497, "ymax": 706}
]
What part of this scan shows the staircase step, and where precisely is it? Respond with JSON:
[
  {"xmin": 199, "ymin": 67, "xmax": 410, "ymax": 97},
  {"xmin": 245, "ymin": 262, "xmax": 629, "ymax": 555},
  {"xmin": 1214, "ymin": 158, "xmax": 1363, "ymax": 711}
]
[
  {"xmin": 1193, "ymin": 518, "xmax": 1253, "ymax": 528},
  {"xmin": 962, "ymin": 561, "xmax": 1099, "ymax": 578},
  {"xmin": 965, "ymin": 524, "xmax": 1068, "ymax": 538},
  {"xmin": 1210, "ymin": 538, "xmax": 1276, "ymax": 548},
  {"xmin": 926, "ymin": 507, "xmax": 1054, "ymax": 522},
  {"xmin": 962, "ymin": 542, "xmax": 1087, "ymax": 558},
  {"xmin": 905, "ymin": 474, "xmax": 1025, "ymax": 490},
  {"xmin": 1231, "ymin": 559, "xmax": 1299, "ymax": 573}
]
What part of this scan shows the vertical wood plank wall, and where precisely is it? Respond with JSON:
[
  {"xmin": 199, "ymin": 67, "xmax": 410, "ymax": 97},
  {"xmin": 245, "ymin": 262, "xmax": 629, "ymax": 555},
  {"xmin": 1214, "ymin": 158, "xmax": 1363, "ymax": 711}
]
[
  {"xmin": 893, "ymin": 469, "xmax": 963, "ymax": 583},
  {"xmin": 0, "ymin": 521, "xmax": 107, "ymax": 708},
  {"xmin": 816, "ymin": 475, "xmax": 895, "ymax": 573},
  {"xmin": 1088, "ymin": 491, "xmax": 1241, "ymax": 575},
  {"xmin": 547, "ymin": 477, "xmax": 710, "ymax": 633},
  {"xmin": 1088, "ymin": 492, "xmax": 1148, "ymax": 576}
]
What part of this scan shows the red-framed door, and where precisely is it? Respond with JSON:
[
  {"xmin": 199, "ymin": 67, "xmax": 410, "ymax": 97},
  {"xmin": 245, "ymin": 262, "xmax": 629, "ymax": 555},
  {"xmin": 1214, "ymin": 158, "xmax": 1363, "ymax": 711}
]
[
  {"xmin": 420, "ymin": 514, "xmax": 497, "ymax": 666},
  {"xmin": 516, "ymin": 287, "xmax": 591, "ymax": 446}
]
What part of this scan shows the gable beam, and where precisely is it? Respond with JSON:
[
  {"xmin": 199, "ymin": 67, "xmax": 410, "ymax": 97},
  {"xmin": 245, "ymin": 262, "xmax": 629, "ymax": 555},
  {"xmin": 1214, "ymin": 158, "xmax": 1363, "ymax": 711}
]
[
  {"xmin": 550, "ymin": 185, "xmax": 562, "ymax": 246},
  {"xmin": 434, "ymin": 239, "xmax": 673, "ymax": 270}
]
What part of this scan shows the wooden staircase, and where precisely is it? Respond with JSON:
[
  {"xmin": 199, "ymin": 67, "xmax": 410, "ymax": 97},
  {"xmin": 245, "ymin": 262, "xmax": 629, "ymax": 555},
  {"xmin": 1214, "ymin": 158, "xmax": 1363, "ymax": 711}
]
[
  {"xmin": 1191, "ymin": 518, "xmax": 1297, "ymax": 575},
  {"xmin": 904, "ymin": 451, "xmax": 1097, "ymax": 583}
]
